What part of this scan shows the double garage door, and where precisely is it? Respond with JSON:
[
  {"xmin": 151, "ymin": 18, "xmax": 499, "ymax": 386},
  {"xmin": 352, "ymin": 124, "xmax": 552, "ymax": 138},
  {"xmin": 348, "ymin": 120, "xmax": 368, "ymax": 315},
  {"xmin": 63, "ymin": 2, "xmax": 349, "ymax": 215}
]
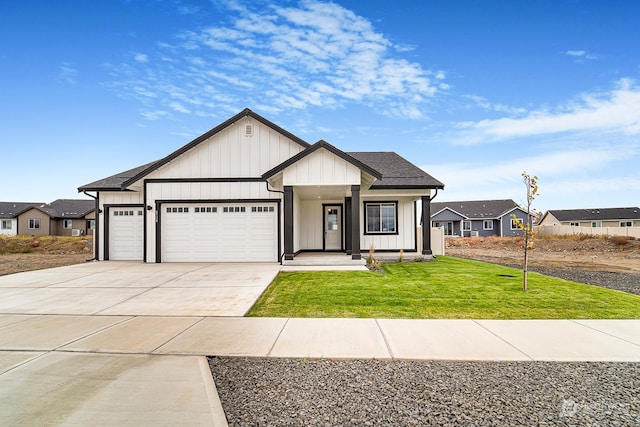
[{"xmin": 161, "ymin": 202, "xmax": 278, "ymax": 262}]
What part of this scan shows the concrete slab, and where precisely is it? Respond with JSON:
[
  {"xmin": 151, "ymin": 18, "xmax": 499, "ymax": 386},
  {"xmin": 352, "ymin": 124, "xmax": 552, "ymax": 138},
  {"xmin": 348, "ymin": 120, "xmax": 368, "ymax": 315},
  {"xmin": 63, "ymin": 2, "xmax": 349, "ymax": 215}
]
[
  {"xmin": 573, "ymin": 319, "xmax": 640, "ymax": 346},
  {"xmin": 156, "ymin": 317, "xmax": 287, "ymax": 357},
  {"xmin": 0, "ymin": 271, "xmax": 98, "ymax": 288},
  {"xmin": 0, "ymin": 287, "xmax": 149, "ymax": 315},
  {"xmin": 269, "ymin": 318, "xmax": 391, "ymax": 359},
  {"xmin": 97, "ymin": 287, "xmax": 269, "ymax": 317},
  {"xmin": 51, "ymin": 271, "xmax": 188, "ymax": 288},
  {"xmin": 0, "ymin": 314, "xmax": 37, "ymax": 328},
  {"xmin": 0, "ymin": 351, "xmax": 44, "ymax": 374},
  {"xmin": 478, "ymin": 320, "xmax": 640, "ymax": 361},
  {"xmin": 62, "ymin": 316, "xmax": 203, "ymax": 353},
  {"xmin": 377, "ymin": 319, "xmax": 530, "ymax": 361},
  {"xmin": 280, "ymin": 265, "xmax": 369, "ymax": 271},
  {"xmin": 0, "ymin": 352, "xmax": 227, "ymax": 426},
  {"xmin": 0, "ymin": 315, "xmax": 129, "ymax": 350}
]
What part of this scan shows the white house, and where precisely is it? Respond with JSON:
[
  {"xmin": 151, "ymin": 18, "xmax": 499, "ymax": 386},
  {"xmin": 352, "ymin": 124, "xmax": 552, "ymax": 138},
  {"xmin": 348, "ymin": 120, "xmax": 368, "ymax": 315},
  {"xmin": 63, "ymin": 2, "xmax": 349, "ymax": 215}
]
[{"xmin": 78, "ymin": 109, "xmax": 444, "ymax": 263}]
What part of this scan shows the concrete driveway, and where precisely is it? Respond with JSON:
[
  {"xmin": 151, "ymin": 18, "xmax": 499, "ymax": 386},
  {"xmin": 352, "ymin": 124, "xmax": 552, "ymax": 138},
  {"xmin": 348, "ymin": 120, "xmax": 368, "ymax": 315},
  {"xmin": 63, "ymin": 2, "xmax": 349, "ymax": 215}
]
[{"xmin": 0, "ymin": 261, "xmax": 281, "ymax": 316}]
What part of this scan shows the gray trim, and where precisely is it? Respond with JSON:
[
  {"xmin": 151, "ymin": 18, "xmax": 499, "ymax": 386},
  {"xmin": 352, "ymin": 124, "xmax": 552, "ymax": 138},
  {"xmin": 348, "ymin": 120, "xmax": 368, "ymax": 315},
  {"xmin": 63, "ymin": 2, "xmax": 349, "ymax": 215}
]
[
  {"xmin": 363, "ymin": 200, "xmax": 399, "ymax": 236},
  {"xmin": 351, "ymin": 185, "xmax": 361, "ymax": 260},
  {"xmin": 283, "ymin": 186, "xmax": 294, "ymax": 261},
  {"xmin": 262, "ymin": 140, "xmax": 382, "ymax": 180},
  {"xmin": 421, "ymin": 195, "xmax": 432, "ymax": 255}
]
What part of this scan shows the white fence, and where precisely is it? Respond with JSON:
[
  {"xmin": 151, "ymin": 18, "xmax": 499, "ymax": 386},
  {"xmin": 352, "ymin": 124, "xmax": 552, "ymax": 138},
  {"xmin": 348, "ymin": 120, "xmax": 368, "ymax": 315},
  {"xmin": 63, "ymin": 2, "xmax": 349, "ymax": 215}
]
[
  {"xmin": 416, "ymin": 227, "xmax": 445, "ymax": 256},
  {"xmin": 535, "ymin": 225, "xmax": 640, "ymax": 239}
]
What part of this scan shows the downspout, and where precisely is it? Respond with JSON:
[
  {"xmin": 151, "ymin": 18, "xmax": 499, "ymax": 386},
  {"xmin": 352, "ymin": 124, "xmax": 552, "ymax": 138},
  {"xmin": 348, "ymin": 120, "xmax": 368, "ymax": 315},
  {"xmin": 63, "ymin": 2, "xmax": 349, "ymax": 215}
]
[
  {"xmin": 83, "ymin": 191, "xmax": 99, "ymax": 261},
  {"xmin": 265, "ymin": 181, "xmax": 286, "ymax": 263}
]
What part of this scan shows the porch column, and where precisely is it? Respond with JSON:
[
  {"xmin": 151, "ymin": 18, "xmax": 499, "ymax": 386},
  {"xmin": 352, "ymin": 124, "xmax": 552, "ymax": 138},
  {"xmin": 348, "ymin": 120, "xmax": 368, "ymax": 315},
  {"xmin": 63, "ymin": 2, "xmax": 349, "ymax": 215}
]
[
  {"xmin": 351, "ymin": 185, "xmax": 361, "ymax": 260},
  {"xmin": 344, "ymin": 196, "xmax": 352, "ymax": 255},
  {"xmin": 284, "ymin": 186, "xmax": 294, "ymax": 260},
  {"xmin": 421, "ymin": 195, "xmax": 432, "ymax": 255}
]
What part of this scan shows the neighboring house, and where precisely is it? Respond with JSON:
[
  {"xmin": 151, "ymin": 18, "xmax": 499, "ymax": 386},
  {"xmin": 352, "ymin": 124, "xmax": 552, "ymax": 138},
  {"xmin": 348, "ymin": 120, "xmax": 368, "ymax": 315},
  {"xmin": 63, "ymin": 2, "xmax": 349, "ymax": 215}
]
[
  {"xmin": 539, "ymin": 207, "xmax": 640, "ymax": 228},
  {"xmin": 78, "ymin": 108, "xmax": 444, "ymax": 263},
  {"xmin": 0, "ymin": 202, "xmax": 44, "ymax": 236},
  {"xmin": 15, "ymin": 199, "xmax": 95, "ymax": 236},
  {"xmin": 430, "ymin": 199, "xmax": 528, "ymax": 237}
]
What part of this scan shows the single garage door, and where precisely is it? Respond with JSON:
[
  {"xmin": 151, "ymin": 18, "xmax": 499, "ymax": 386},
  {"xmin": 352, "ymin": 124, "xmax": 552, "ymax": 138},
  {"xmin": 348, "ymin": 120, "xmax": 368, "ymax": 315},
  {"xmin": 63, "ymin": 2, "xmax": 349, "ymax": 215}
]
[
  {"xmin": 161, "ymin": 202, "xmax": 278, "ymax": 262},
  {"xmin": 109, "ymin": 207, "xmax": 143, "ymax": 260}
]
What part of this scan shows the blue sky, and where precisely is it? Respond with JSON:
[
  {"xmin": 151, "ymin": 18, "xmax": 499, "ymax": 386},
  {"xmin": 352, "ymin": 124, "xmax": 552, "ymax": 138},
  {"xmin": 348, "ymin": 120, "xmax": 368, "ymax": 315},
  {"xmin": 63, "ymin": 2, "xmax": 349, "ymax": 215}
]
[{"xmin": 1, "ymin": 0, "xmax": 639, "ymax": 212}]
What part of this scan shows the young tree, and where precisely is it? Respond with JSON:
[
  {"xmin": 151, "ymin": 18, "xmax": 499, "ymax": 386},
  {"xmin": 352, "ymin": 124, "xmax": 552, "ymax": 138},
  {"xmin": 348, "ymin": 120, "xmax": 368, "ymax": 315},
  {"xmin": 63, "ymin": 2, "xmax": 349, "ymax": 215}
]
[{"xmin": 512, "ymin": 172, "xmax": 539, "ymax": 292}]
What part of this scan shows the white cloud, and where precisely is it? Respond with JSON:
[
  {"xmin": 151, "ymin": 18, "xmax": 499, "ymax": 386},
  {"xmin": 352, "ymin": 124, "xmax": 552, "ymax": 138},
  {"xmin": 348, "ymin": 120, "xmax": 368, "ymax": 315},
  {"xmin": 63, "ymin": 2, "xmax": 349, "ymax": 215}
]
[
  {"xmin": 110, "ymin": 0, "xmax": 442, "ymax": 120},
  {"xmin": 447, "ymin": 79, "xmax": 640, "ymax": 145},
  {"xmin": 58, "ymin": 62, "xmax": 78, "ymax": 84},
  {"xmin": 134, "ymin": 53, "xmax": 148, "ymax": 63},
  {"xmin": 566, "ymin": 50, "xmax": 586, "ymax": 57}
]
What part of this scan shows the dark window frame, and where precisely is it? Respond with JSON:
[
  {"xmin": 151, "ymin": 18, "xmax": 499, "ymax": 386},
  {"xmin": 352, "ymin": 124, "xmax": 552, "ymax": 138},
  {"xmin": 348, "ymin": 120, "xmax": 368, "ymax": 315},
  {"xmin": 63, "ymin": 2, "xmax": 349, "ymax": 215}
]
[{"xmin": 363, "ymin": 201, "xmax": 399, "ymax": 235}]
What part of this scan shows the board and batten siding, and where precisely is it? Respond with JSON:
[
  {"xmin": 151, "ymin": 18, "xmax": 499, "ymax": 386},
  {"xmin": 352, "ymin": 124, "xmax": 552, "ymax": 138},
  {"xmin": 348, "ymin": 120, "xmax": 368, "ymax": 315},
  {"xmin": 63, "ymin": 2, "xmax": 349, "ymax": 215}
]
[
  {"xmin": 361, "ymin": 198, "xmax": 416, "ymax": 251},
  {"xmin": 97, "ymin": 191, "xmax": 144, "ymax": 260},
  {"xmin": 283, "ymin": 149, "xmax": 361, "ymax": 186},
  {"xmin": 138, "ymin": 117, "xmax": 305, "ymax": 182}
]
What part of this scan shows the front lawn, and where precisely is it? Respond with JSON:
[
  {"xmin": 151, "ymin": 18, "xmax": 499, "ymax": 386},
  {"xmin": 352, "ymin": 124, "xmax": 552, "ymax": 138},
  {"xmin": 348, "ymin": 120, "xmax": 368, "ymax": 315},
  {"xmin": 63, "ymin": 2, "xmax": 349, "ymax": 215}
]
[{"xmin": 248, "ymin": 257, "xmax": 640, "ymax": 319}]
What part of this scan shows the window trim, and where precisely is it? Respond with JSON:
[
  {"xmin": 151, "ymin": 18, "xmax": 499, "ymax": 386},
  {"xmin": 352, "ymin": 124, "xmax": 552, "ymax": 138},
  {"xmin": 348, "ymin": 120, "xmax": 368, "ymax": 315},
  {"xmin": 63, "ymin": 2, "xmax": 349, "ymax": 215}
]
[
  {"xmin": 570, "ymin": 222, "xmax": 580, "ymax": 227},
  {"xmin": 28, "ymin": 218, "xmax": 41, "ymax": 229},
  {"xmin": 592, "ymin": 221, "xmax": 602, "ymax": 228},
  {"xmin": 510, "ymin": 217, "xmax": 523, "ymax": 230},
  {"xmin": 63, "ymin": 219, "xmax": 73, "ymax": 229},
  {"xmin": 462, "ymin": 220, "xmax": 471, "ymax": 231},
  {"xmin": 1, "ymin": 219, "xmax": 12, "ymax": 230},
  {"xmin": 364, "ymin": 201, "xmax": 399, "ymax": 235},
  {"xmin": 483, "ymin": 220, "xmax": 493, "ymax": 230},
  {"xmin": 620, "ymin": 221, "xmax": 633, "ymax": 227}
]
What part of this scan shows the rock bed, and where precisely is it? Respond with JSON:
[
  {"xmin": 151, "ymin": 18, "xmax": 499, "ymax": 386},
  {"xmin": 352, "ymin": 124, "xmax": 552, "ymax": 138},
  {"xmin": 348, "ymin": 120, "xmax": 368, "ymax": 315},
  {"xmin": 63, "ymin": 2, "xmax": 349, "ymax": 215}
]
[
  {"xmin": 511, "ymin": 265, "xmax": 640, "ymax": 296},
  {"xmin": 209, "ymin": 357, "xmax": 639, "ymax": 426}
]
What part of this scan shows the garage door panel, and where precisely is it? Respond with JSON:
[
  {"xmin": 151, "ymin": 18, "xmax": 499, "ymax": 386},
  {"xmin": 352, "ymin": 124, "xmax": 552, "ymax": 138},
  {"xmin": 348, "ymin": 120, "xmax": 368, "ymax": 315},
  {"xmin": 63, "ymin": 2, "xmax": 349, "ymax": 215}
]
[
  {"xmin": 161, "ymin": 203, "xmax": 277, "ymax": 262},
  {"xmin": 109, "ymin": 208, "xmax": 144, "ymax": 261}
]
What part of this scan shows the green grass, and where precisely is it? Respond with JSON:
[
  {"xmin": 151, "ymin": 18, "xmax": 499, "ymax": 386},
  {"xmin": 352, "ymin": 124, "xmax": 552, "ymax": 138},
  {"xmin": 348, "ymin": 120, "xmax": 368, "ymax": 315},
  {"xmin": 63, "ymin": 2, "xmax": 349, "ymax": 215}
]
[{"xmin": 248, "ymin": 256, "xmax": 640, "ymax": 319}]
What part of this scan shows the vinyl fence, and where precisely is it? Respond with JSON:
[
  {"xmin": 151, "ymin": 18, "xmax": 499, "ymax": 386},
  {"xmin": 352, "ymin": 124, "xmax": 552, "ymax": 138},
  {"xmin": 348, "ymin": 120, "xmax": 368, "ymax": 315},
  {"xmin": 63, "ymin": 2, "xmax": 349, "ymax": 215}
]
[
  {"xmin": 416, "ymin": 227, "xmax": 446, "ymax": 256},
  {"xmin": 534, "ymin": 225, "xmax": 640, "ymax": 239}
]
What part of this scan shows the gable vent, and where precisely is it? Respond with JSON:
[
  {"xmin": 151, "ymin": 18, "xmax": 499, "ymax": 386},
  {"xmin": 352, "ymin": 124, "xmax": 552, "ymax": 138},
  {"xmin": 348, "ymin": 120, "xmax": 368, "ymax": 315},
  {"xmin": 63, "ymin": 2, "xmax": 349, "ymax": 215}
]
[{"xmin": 244, "ymin": 123, "xmax": 253, "ymax": 137}]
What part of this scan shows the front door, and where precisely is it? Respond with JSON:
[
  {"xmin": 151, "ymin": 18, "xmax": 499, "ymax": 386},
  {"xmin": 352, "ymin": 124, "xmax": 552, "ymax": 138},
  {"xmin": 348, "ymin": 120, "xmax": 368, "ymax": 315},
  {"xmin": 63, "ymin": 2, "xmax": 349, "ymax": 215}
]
[{"xmin": 324, "ymin": 205, "xmax": 342, "ymax": 250}]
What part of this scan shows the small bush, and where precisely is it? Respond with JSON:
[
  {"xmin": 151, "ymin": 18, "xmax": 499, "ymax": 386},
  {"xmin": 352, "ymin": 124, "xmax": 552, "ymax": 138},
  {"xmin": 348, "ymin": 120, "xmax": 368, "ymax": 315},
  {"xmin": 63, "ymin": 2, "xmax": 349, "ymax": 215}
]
[{"xmin": 609, "ymin": 235, "xmax": 634, "ymax": 247}]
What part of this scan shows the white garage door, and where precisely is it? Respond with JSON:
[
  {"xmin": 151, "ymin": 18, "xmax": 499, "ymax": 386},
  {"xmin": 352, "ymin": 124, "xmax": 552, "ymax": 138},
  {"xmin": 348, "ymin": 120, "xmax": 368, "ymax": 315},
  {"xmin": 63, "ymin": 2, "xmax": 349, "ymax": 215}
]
[
  {"xmin": 161, "ymin": 203, "xmax": 278, "ymax": 262},
  {"xmin": 109, "ymin": 207, "xmax": 143, "ymax": 261}
]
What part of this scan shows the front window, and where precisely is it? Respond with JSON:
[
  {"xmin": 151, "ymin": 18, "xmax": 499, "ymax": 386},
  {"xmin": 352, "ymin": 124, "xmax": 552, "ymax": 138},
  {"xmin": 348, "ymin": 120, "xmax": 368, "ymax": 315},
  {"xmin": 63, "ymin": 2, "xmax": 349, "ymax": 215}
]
[
  {"xmin": 365, "ymin": 202, "xmax": 397, "ymax": 234},
  {"xmin": 28, "ymin": 218, "xmax": 40, "ymax": 229},
  {"xmin": 511, "ymin": 218, "xmax": 523, "ymax": 230},
  {"xmin": 63, "ymin": 219, "xmax": 73, "ymax": 229},
  {"xmin": 463, "ymin": 221, "xmax": 471, "ymax": 231},
  {"xmin": 570, "ymin": 222, "xmax": 579, "ymax": 227},
  {"xmin": 483, "ymin": 220, "xmax": 493, "ymax": 230},
  {"xmin": 1, "ymin": 220, "xmax": 11, "ymax": 230},
  {"xmin": 88, "ymin": 219, "xmax": 95, "ymax": 230},
  {"xmin": 434, "ymin": 221, "xmax": 453, "ymax": 236},
  {"xmin": 620, "ymin": 221, "xmax": 633, "ymax": 227},
  {"xmin": 592, "ymin": 221, "xmax": 602, "ymax": 228}
]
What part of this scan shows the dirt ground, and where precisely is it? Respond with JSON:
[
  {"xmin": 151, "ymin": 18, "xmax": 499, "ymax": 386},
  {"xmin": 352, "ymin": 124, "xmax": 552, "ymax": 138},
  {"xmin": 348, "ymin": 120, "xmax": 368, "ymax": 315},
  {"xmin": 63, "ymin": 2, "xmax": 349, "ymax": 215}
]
[
  {"xmin": 0, "ymin": 236, "xmax": 94, "ymax": 276},
  {"xmin": 445, "ymin": 235, "xmax": 640, "ymax": 273}
]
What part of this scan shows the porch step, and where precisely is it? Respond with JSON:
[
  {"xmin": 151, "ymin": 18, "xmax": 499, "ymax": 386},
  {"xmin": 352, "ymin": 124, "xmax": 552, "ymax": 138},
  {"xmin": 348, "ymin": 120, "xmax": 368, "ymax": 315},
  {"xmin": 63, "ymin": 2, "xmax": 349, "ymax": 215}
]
[{"xmin": 282, "ymin": 253, "xmax": 366, "ymax": 267}]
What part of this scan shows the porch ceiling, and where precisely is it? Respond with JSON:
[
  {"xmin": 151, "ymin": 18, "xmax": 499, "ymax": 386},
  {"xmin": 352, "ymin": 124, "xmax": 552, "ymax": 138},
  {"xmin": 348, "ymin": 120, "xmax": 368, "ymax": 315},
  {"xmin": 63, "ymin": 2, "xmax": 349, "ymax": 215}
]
[{"xmin": 294, "ymin": 185, "xmax": 351, "ymax": 201}]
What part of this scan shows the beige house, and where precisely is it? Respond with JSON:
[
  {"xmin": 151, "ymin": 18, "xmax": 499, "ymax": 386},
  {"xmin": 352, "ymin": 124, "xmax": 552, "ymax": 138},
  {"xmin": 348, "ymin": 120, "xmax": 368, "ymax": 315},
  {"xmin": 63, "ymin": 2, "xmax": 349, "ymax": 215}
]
[
  {"xmin": 79, "ymin": 108, "xmax": 444, "ymax": 263},
  {"xmin": 14, "ymin": 199, "xmax": 95, "ymax": 236},
  {"xmin": 538, "ymin": 207, "xmax": 640, "ymax": 228}
]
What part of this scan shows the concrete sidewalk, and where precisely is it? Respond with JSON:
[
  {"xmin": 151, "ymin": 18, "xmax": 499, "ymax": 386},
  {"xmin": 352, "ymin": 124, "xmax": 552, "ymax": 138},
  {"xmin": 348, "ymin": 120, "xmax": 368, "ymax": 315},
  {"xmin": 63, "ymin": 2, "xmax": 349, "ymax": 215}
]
[{"xmin": 1, "ymin": 315, "xmax": 640, "ymax": 426}]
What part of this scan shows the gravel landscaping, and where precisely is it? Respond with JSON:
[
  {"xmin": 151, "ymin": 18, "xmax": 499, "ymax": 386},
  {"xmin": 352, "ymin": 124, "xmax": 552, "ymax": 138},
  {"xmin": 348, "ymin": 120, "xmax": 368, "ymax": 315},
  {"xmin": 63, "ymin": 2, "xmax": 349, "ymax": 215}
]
[
  {"xmin": 209, "ymin": 357, "xmax": 640, "ymax": 426},
  {"xmin": 526, "ymin": 266, "xmax": 640, "ymax": 296}
]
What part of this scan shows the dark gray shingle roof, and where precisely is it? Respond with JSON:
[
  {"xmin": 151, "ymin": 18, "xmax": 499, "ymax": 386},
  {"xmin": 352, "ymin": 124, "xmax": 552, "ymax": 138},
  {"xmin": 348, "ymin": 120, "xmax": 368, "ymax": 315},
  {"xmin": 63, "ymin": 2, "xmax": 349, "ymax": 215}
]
[
  {"xmin": 45, "ymin": 199, "xmax": 95, "ymax": 218},
  {"xmin": 548, "ymin": 207, "xmax": 640, "ymax": 222},
  {"xmin": 78, "ymin": 162, "xmax": 157, "ymax": 191},
  {"xmin": 347, "ymin": 152, "xmax": 444, "ymax": 189},
  {"xmin": 0, "ymin": 202, "xmax": 45, "ymax": 218},
  {"xmin": 431, "ymin": 199, "xmax": 521, "ymax": 219}
]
